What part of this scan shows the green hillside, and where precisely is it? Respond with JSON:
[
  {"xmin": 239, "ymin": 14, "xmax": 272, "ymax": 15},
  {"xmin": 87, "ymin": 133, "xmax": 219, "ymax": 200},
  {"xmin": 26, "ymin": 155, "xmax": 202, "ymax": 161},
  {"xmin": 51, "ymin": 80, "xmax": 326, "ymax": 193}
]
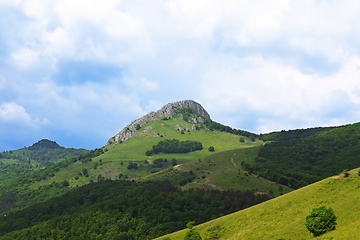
[
  {"xmin": 140, "ymin": 147, "xmax": 293, "ymax": 197},
  {"xmin": 157, "ymin": 168, "xmax": 360, "ymax": 240},
  {"xmin": 0, "ymin": 139, "xmax": 88, "ymax": 185},
  {"xmin": 27, "ymin": 117, "xmax": 263, "ymax": 189}
]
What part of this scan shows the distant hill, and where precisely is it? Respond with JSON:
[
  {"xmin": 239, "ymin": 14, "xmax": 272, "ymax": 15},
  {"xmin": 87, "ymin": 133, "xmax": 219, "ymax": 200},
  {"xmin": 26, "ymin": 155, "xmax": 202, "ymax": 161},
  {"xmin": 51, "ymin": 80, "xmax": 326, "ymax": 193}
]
[{"xmin": 0, "ymin": 139, "xmax": 89, "ymax": 185}]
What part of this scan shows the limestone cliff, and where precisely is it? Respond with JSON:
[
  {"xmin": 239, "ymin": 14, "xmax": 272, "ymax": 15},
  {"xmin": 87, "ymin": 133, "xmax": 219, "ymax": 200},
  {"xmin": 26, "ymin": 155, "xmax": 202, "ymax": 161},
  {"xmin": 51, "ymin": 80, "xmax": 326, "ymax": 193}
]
[{"xmin": 106, "ymin": 100, "xmax": 210, "ymax": 147}]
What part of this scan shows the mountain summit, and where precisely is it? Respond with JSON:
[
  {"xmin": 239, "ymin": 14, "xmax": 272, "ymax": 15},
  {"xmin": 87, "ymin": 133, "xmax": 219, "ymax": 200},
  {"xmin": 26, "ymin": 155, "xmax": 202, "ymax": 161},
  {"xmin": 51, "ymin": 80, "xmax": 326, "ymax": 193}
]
[{"xmin": 106, "ymin": 100, "xmax": 210, "ymax": 146}]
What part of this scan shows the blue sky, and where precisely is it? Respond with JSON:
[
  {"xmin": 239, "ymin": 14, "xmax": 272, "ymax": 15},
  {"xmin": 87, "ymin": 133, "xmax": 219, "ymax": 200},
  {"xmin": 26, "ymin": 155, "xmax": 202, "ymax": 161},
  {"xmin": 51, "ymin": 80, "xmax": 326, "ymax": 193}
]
[{"xmin": 1, "ymin": 0, "xmax": 360, "ymax": 151}]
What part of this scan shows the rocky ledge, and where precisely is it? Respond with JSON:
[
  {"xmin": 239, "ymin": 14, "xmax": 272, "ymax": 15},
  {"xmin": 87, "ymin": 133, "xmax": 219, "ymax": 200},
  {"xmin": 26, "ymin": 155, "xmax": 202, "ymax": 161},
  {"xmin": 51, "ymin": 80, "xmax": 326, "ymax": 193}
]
[{"xmin": 106, "ymin": 100, "xmax": 210, "ymax": 147}]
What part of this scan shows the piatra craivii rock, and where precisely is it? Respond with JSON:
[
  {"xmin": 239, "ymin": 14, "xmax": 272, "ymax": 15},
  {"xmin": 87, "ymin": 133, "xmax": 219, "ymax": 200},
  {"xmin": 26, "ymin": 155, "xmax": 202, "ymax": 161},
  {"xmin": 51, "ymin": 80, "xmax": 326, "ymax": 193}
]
[{"xmin": 106, "ymin": 100, "xmax": 210, "ymax": 148}]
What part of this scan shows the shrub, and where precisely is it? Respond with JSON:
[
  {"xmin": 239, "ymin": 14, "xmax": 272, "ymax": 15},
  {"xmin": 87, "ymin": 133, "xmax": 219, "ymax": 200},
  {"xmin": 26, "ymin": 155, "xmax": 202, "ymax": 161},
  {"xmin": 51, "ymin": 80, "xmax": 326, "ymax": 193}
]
[
  {"xmin": 305, "ymin": 206, "xmax": 337, "ymax": 237},
  {"xmin": 358, "ymin": 169, "xmax": 360, "ymax": 177},
  {"xmin": 184, "ymin": 222, "xmax": 202, "ymax": 240},
  {"xmin": 239, "ymin": 137, "xmax": 245, "ymax": 142},
  {"xmin": 342, "ymin": 169, "xmax": 350, "ymax": 177},
  {"xmin": 208, "ymin": 146, "xmax": 215, "ymax": 152}
]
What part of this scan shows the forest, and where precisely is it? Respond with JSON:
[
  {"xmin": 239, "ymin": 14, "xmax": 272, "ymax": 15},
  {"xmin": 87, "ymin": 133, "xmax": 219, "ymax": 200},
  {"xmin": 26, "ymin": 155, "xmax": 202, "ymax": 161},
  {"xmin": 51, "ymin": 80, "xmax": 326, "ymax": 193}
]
[
  {"xmin": 243, "ymin": 123, "xmax": 360, "ymax": 189},
  {"xmin": 146, "ymin": 139, "xmax": 203, "ymax": 156},
  {"xmin": 0, "ymin": 180, "xmax": 269, "ymax": 239}
]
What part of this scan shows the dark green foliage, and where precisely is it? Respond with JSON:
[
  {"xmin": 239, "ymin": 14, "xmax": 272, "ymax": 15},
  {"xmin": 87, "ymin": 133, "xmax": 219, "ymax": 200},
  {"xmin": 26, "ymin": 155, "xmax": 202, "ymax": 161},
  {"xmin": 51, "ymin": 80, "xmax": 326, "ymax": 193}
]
[
  {"xmin": 358, "ymin": 169, "xmax": 360, "ymax": 177},
  {"xmin": 146, "ymin": 139, "xmax": 203, "ymax": 156},
  {"xmin": 135, "ymin": 124, "xmax": 141, "ymax": 130},
  {"xmin": 342, "ymin": 169, "xmax": 350, "ymax": 177},
  {"xmin": 62, "ymin": 180, "xmax": 69, "ymax": 187},
  {"xmin": 208, "ymin": 146, "xmax": 215, "ymax": 152},
  {"xmin": 305, "ymin": 206, "xmax": 337, "ymax": 237},
  {"xmin": 251, "ymin": 123, "xmax": 360, "ymax": 188},
  {"xmin": 240, "ymin": 137, "xmax": 245, "ymax": 142},
  {"xmin": 127, "ymin": 162, "xmax": 138, "ymax": 170},
  {"xmin": 0, "ymin": 180, "xmax": 269, "ymax": 239},
  {"xmin": 261, "ymin": 126, "xmax": 336, "ymax": 141},
  {"xmin": 184, "ymin": 221, "xmax": 202, "ymax": 240},
  {"xmin": 203, "ymin": 118, "xmax": 257, "ymax": 139}
]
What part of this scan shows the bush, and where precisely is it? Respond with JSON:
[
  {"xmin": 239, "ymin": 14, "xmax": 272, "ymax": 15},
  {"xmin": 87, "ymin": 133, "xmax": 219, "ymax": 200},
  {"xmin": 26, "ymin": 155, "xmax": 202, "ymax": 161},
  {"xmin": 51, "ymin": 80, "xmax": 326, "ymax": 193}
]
[
  {"xmin": 305, "ymin": 206, "xmax": 337, "ymax": 237},
  {"xmin": 208, "ymin": 146, "xmax": 215, "ymax": 152},
  {"xmin": 239, "ymin": 137, "xmax": 245, "ymax": 142},
  {"xmin": 342, "ymin": 169, "xmax": 350, "ymax": 177},
  {"xmin": 184, "ymin": 222, "xmax": 202, "ymax": 240},
  {"xmin": 358, "ymin": 169, "xmax": 360, "ymax": 177}
]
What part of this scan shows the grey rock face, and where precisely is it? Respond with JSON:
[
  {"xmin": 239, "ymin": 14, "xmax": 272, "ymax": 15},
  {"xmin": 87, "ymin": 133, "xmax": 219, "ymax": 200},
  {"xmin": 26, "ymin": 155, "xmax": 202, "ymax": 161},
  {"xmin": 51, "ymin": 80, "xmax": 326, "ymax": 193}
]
[{"xmin": 106, "ymin": 100, "xmax": 210, "ymax": 147}]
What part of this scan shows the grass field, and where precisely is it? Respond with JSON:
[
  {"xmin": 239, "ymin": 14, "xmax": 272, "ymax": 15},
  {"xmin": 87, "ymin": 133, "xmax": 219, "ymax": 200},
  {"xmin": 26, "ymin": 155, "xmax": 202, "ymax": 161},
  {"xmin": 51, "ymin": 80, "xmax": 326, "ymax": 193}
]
[{"xmin": 156, "ymin": 168, "xmax": 360, "ymax": 240}]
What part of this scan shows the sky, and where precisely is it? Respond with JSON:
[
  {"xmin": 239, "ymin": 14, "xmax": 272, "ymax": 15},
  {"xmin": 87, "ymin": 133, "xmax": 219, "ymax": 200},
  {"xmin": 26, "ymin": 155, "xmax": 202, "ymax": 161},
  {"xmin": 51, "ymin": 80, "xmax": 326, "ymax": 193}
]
[{"xmin": 1, "ymin": 0, "xmax": 360, "ymax": 151}]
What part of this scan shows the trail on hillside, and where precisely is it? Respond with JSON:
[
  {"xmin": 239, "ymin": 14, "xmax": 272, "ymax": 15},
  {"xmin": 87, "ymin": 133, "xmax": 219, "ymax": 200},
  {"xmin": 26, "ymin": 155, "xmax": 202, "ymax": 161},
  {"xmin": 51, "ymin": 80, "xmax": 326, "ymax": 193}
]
[{"xmin": 231, "ymin": 153, "xmax": 237, "ymax": 167}]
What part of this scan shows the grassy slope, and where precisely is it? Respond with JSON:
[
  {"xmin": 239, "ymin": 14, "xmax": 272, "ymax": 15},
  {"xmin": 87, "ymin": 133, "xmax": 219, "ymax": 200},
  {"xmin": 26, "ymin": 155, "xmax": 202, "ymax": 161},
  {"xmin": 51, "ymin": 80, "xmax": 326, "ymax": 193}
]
[
  {"xmin": 157, "ymin": 168, "xmax": 360, "ymax": 240},
  {"xmin": 30, "ymin": 118, "xmax": 264, "ymax": 188},
  {"xmin": 141, "ymin": 147, "xmax": 293, "ymax": 196}
]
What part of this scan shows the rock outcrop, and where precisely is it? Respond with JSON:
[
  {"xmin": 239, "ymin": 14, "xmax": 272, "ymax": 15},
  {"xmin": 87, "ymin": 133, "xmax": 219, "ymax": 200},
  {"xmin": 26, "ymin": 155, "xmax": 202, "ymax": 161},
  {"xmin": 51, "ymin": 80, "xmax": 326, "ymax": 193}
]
[{"xmin": 106, "ymin": 100, "xmax": 210, "ymax": 147}]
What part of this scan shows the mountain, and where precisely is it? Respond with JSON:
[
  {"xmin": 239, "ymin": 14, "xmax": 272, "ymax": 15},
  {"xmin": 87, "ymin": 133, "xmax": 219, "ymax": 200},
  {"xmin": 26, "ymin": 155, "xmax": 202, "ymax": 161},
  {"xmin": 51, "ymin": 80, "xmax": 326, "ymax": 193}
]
[{"xmin": 106, "ymin": 100, "xmax": 211, "ymax": 148}]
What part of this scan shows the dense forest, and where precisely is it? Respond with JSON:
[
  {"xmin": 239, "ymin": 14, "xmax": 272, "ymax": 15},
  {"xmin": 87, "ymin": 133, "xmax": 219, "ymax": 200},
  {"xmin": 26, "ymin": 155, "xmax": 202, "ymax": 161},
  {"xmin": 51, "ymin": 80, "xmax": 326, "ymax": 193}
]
[
  {"xmin": 146, "ymin": 139, "xmax": 203, "ymax": 156},
  {"xmin": 0, "ymin": 180, "xmax": 269, "ymax": 239},
  {"xmin": 243, "ymin": 123, "xmax": 360, "ymax": 189}
]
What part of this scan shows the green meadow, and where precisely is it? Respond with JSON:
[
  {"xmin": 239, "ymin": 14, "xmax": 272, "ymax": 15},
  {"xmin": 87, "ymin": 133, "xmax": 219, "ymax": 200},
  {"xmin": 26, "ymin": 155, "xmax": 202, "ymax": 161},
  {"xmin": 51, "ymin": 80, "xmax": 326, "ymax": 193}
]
[{"xmin": 157, "ymin": 168, "xmax": 360, "ymax": 240}]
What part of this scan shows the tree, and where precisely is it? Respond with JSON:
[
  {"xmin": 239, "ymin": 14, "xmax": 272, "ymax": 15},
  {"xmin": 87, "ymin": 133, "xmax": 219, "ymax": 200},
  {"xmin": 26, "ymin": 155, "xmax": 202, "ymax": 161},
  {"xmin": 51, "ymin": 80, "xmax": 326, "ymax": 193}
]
[
  {"xmin": 342, "ymin": 169, "xmax": 350, "ymax": 177},
  {"xmin": 82, "ymin": 168, "xmax": 88, "ymax": 175},
  {"xmin": 184, "ymin": 222, "xmax": 202, "ymax": 240},
  {"xmin": 208, "ymin": 146, "xmax": 215, "ymax": 152},
  {"xmin": 305, "ymin": 206, "xmax": 337, "ymax": 237},
  {"xmin": 239, "ymin": 137, "xmax": 245, "ymax": 143},
  {"xmin": 358, "ymin": 169, "xmax": 360, "ymax": 177},
  {"xmin": 62, "ymin": 180, "xmax": 69, "ymax": 187}
]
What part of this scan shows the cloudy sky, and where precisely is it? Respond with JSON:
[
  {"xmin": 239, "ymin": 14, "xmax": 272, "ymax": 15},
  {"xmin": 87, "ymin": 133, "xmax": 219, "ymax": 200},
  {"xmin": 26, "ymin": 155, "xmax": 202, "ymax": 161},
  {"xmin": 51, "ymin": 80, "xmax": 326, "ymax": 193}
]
[{"xmin": 1, "ymin": 0, "xmax": 360, "ymax": 150}]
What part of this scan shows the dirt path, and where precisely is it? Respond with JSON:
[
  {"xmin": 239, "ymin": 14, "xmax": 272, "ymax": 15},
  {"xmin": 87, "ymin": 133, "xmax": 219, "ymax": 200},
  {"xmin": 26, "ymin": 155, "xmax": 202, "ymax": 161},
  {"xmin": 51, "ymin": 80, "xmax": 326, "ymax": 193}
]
[{"xmin": 231, "ymin": 153, "xmax": 237, "ymax": 167}]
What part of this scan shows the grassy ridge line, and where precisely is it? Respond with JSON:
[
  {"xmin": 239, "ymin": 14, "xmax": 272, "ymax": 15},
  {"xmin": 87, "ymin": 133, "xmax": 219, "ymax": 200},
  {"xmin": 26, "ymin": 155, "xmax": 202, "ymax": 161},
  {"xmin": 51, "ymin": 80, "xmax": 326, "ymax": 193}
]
[{"xmin": 156, "ymin": 168, "xmax": 360, "ymax": 240}]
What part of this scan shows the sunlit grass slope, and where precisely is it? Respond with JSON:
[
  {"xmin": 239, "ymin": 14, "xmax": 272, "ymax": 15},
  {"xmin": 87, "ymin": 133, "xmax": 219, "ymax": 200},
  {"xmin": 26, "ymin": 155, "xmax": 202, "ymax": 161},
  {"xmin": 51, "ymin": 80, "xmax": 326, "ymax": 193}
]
[
  {"xmin": 156, "ymin": 168, "xmax": 360, "ymax": 240},
  {"xmin": 141, "ymin": 147, "xmax": 293, "ymax": 196},
  {"xmin": 30, "ymin": 117, "xmax": 263, "ymax": 188}
]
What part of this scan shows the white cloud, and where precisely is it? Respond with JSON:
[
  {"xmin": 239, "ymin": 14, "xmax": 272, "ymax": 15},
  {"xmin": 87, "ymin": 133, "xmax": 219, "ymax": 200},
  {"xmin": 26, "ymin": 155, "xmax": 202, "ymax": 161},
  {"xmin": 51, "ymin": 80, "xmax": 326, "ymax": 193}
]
[
  {"xmin": 145, "ymin": 100, "xmax": 162, "ymax": 113},
  {"xmin": 200, "ymin": 54, "xmax": 360, "ymax": 132},
  {"xmin": 2, "ymin": 0, "xmax": 360, "ymax": 150},
  {"xmin": 0, "ymin": 102, "xmax": 48, "ymax": 129},
  {"xmin": 11, "ymin": 48, "xmax": 41, "ymax": 70}
]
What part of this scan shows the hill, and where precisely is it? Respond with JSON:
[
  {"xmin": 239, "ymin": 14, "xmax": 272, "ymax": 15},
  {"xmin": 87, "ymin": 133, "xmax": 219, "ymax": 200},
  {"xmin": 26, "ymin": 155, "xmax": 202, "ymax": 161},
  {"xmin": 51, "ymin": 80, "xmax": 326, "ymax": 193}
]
[
  {"xmin": 140, "ymin": 147, "xmax": 293, "ymax": 197},
  {"xmin": 156, "ymin": 168, "xmax": 360, "ymax": 239},
  {"xmin": 0, "ymin": 139, "xmax": 88, "ymax": 185}
]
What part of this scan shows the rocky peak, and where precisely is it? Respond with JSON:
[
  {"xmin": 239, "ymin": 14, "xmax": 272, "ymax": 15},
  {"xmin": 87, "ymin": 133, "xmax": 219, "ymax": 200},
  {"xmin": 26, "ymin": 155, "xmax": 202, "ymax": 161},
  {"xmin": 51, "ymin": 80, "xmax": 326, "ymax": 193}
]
[{"xmin": 106, "ymin": 100, "xmax": 210, "ymax": 147}]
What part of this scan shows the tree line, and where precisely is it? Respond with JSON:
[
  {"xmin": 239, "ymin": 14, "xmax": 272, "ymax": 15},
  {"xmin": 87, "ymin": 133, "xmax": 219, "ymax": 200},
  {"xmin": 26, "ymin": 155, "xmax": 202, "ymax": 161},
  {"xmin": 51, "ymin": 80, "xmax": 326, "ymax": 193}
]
[{"xmin": 0, "ymin": 180, "xmax": 269, "ymax": 239}]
